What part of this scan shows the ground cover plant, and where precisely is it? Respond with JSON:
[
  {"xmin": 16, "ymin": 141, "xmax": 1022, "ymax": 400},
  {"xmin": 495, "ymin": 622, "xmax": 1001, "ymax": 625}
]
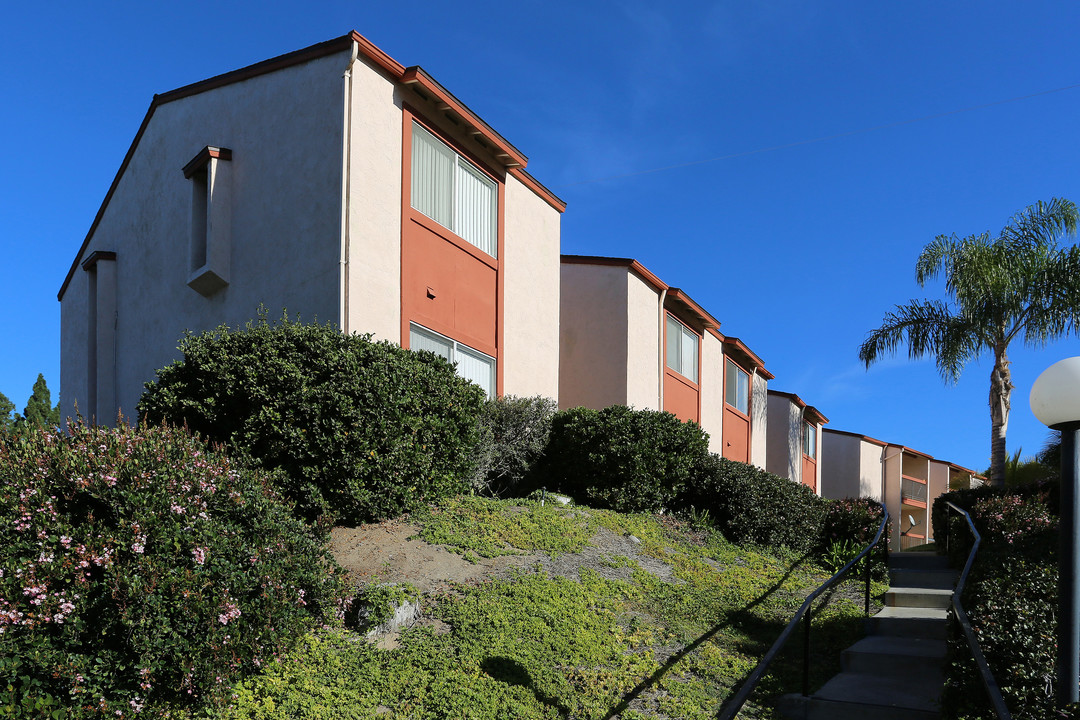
[
  {"xmin": 0, "ymin": 421, "xmax": 344, "ymax": 718},
  {"xmin": 933, "ymin": 482, "xmax": 1075, "ymax": 719},
  {"xmin": 210, "ymin": 497, "xmax": 885, "ymax": 719},
  {"xmin": 136, "ymin": 312, "xmax": 485, "ymax": 524}
]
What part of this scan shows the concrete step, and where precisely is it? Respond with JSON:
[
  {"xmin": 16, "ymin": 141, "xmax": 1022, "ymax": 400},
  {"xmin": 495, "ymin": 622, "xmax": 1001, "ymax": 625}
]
[
  {"xmin": 889, "ymin": 567, "xmax": 958, "ymax": 590},
  {"xmin": 885, "ymin": 587, "xmax": 954, "ymax": 610},
  {"xmin": 869, "ymin": 606, "xmax": 948, "ymax": 640},
  {"xmin": 778, "ymin": 671, "xmax": 941, "ymax": 720},
  {"xmin": 889, "ymin": 552, "xmax": 951, "ymax": 570},
  {"xmin": 842, "ymin": 635, "xmax": 946, "ymax": 677}
]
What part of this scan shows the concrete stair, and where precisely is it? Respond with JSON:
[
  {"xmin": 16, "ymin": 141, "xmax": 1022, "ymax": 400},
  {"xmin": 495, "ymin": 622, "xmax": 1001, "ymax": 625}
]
[{"xmin": 778, "ymin": 552, "xmax": 954, "ymax": 720}]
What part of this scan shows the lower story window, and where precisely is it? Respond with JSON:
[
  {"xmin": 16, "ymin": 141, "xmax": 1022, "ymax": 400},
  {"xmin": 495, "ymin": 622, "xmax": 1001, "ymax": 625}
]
[{"xmin": 409, "ymin": 323, "xmax": 495, "ymax": 398}]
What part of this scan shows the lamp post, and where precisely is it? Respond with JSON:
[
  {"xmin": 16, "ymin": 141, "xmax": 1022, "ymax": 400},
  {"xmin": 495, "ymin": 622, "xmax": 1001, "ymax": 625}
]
[{"xmin": 1030, "ymin": 356, "xmax": 1080, "ymax": 708}]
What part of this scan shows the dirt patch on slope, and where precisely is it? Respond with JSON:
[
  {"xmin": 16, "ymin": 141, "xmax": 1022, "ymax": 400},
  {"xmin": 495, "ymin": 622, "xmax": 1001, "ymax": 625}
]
[{"xmin": 329, "ymin": 514, "xmax": 676, "ymax": 593}]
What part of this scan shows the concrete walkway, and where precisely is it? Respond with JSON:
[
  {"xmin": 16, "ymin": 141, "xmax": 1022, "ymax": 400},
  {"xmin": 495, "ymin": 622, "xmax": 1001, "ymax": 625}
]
[{"xmin": 778, "ymin": 552, "xmax": 956, "ymax": 720}]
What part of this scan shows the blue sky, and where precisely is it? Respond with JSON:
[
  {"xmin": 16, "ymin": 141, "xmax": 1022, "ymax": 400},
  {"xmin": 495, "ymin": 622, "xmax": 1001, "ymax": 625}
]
[{"xmin": 3, "ymin": 1, "xmax": 1080, "ymax": 473}]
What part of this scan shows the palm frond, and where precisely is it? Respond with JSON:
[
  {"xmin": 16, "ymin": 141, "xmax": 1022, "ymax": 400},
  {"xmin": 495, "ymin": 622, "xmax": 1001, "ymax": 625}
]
[{"xmin": 858, "ymin": 300, "xmax": 978, "ymax": 382}]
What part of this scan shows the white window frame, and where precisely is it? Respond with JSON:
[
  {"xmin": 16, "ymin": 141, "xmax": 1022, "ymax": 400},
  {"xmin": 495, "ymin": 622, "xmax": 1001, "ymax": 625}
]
[
  {"xmin": 410, "ymin": 122, "xmax": 497, "ymax": 258},
  {"xmin": 804, "ymin": 421, "xmax": 817, "ymax": 460},
  {"xmin": 408, "ymin": 323, "xmax": 496, "ymax": 399},
  {"xmin": 725, "ymin": 358, "xmax": 750, "ymax": 415},
  {"xmin": 665, "ymin": 314, "xmax": 699, "ymax": 383}
]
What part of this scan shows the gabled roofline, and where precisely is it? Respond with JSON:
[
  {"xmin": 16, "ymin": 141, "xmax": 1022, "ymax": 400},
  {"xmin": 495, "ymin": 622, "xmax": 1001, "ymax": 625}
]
[
  {"xmin": 767, "ymin": 389, "xmax": 829, "ymax": 425},
  {"xmin": 60, "ymin": 31, "xmax": 564, "ymax": 300}
]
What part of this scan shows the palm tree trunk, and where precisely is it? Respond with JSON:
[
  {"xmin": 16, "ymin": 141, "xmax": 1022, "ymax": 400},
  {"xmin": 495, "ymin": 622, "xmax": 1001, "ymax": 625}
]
[{"xmin": 989, "ymin": 346, "xmax": 1013, "ymax": 487}]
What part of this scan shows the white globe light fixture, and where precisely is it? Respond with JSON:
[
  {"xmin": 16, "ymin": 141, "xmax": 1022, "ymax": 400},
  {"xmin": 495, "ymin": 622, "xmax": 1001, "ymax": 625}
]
[
  {"xmin": 1030, "ymin": 357, "xmax": 1080, "ymax": 429},
  {"xmin": 1030, "ymin": 356, "xmax": 1080, "ymax": 708}
]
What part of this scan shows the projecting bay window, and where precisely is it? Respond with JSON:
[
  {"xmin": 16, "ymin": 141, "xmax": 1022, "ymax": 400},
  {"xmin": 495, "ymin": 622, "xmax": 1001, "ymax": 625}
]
[
  {"xmin": 411, "ymin": 122, "xmax": 497, "ymax": 257},
  {"xmin": 409, "ymin": 323, "xmax": 496, "ymax": 399},
  {"xmin": 725, "ymin": 358, "xmax": 750, "ymax": 415},
  {"xmin": 665, "ymin": 315, "xmax": 699, "ymax": 383}
]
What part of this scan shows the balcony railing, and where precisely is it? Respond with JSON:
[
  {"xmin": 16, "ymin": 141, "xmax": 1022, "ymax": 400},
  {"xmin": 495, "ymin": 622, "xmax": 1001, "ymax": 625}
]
[{"xmin": 901, "ymin": 475, "xmax": 928, "ymax": 504}]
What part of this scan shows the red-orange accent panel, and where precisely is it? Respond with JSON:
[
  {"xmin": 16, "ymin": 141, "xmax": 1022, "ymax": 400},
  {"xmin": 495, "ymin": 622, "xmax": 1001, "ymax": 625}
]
[
  {"xmin": 722, "ymin": 407, "xmax": 750, "ymax": 464},
  {"xmin": 664, "ymin": 371, "xmax": 699, "ymax": 423},
  {"xmin": 802, "ymin": 456, "xmax": 817, "ymax": 493},
  {"xmin": 402, "ymin": 218, "xmax": 497, "ymax": 356}
]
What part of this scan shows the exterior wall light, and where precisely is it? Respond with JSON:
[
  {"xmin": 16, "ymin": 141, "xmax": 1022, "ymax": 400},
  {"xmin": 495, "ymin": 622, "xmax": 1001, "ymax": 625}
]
[{"xmin": 1030, "ymin": 356, "xmax": 1080, "ymax": 707}]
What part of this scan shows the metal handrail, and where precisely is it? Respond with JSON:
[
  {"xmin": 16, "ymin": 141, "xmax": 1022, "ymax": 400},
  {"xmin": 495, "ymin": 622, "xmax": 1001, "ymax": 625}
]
[
  {"xmin": 944, "ymin": 500, "xmax": 1013, "ymax": 720},
  {"xmin": 717, "ymin": 503, "xmax": 889, "ymax": 720}
]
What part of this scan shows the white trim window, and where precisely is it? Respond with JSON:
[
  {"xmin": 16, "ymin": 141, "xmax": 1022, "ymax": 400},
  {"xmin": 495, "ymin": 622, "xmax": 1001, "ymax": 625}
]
[
  {"xmin": 725, "ymin": 358, "xmax": 750, "ymax": 415},
  {"xmin": 411, "ymin": 122, "xmax": 497, "ymax": 257},
  {"xmin": 409, "ymin": 323, "xmax": 495, "ymax": 398},
  {"xmin": 804, "ymin": 421, "xmax": 817, "ymax": 460},
  {"xmin": 665, "ymin": 315, "xmax": 699, "ymax": 383}
]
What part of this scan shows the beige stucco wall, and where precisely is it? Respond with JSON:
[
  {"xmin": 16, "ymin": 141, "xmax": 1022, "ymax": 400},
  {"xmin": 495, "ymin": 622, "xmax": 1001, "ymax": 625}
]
[
  {"xmin": 927, "ymin": 460, "xmax": 951, "ymax": 541},
  {"xmin": 765, "ymin": 394, "xmax": 801, "ymax": 482},
  {"xmin": 344, "ymin": 53, "xmax": 403, "ymax": 343},
  {"xmin": 821, "ymin": 430, "xmax": 885, "ymax": 501},
  {"xmin": 60, "ymin": 51, "xmax": 349, "ymax": 423},
  {"xmin": 700, "ymin": 332, "xmax": 725, "ymax": 453},
  {"xmin": 750, "ymin": 371, "xmax": 768, "ymax": 470},
  {"xmin": 625, "ymin": 272, "xmax": 661, "ymax": 411},
  {"xmin": 558, "ymin": 264, "xmax": 629, "ymax": 410},
  {"xmin": 502, "ymin": 175, "xmax": 561, "ymax": 399}
]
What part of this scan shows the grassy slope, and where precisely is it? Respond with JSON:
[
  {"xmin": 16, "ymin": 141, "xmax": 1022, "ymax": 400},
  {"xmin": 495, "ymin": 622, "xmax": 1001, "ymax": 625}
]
[{"xmin": 211, "ymin": 497, "xmax": 882, "ymax": 720}]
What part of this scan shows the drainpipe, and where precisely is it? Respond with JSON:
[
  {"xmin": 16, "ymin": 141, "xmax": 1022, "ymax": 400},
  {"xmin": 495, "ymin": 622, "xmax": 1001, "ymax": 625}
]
[
  {"xmin": 338, "ymin": 40, "xmax": 359, "ymax": 333},
  {"xmin": 657, "ymin": 288, "xmax": 667, "ymax": 410}
]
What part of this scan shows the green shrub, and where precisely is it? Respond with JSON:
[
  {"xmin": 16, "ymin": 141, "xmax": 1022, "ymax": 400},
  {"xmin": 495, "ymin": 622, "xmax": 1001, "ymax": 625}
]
[
  {"xmin": 468, "ymin": 395, "xmax": 556, "ymax": 497},
  {"xmin": 137, "ymin": 312, "xmax": 485, "ymax": 523},
  {"xmin": 536, "ymin": 405, "xmax": 710, "ymax": 513},
  {"xmin": 679, "ymin": 454, "xmax": 826, "ymax": 554},
  {"xmin": 934, "ymin": 483, "xmax": 1068, "ymax": 719},
  {"xmin": 0, "ymin": 421, "xmax": 344, "ymax": 717}
]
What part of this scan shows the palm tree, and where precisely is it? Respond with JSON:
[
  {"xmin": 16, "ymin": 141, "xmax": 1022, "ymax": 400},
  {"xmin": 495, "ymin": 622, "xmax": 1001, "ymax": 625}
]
[{"xmin": 859, "ymin": 198, "xmax": 1080, "ymax": 486}]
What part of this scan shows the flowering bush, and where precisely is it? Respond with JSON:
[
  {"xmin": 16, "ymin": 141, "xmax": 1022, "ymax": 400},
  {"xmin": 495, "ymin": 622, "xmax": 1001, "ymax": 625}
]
[
  {"xmin": 972, "ymin": 494, "xmax": 1057, "ymax": 548},
  {"xmin": 0, "ymin": 421, "xmax": 345, "ymax": 717}
]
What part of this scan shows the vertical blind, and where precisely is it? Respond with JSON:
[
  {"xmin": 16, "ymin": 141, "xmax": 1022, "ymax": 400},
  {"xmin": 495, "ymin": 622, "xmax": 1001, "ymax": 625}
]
[
  {"xmin": 725, "ymin": 359, "xmax": 750, "ymax": 415},
  {"xmin": 411, "ymin": 122, "xmax": 497, "ymax": 258},
  {"xmin": 409, "ymin": 323, "xmax": 495, "ymax": 399}
]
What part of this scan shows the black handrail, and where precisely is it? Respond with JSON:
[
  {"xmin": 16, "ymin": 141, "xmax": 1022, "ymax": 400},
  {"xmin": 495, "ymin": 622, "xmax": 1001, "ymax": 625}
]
[
  {"xmin": 717, "ymin": 503, "xmax": 889, "ymax": 720},
  {"xmin": 943, "ymin": 500, "xmax": 1012, "ymax": 720}
]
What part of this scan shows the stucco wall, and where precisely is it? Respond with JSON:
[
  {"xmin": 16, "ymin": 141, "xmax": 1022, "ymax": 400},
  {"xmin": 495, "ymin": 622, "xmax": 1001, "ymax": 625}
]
[
  {"xmin": 59, "ymin": 51, "xmax": 348, "ymax": 422},
  {"xmin": 558, "ymin": 264, "xmax": 629, "ymax": 410},
  {"xmin": 699, "ymin": 332, "xmax": 725, "ymax": 453},
  {"xmin": 345, "ymin": 53, "xmax": 403, "ymax": 343},
  {"xmin": 821, "ymin": 431, "xmax": 885, "ymax": 501},
  {"xmin": 765, "ymin": 394, "xmax": 800, "ymax": 482},
  {"xmin": 502, "ymin": 175, "xmax": 561, "ymax": 399},
  {"xmin": 625, "ymin": 273, "xmax": 661, "ymax": 411},
  {"xmin": 750, "ymin": 372, "xmax": 768, "ymax": 470}
]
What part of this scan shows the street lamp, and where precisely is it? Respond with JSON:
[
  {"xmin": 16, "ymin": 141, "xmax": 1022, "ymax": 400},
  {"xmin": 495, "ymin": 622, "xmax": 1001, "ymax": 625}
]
[{"xmin": 1030, "ymin": 356, "xmax": 1080, "ymax": 708}]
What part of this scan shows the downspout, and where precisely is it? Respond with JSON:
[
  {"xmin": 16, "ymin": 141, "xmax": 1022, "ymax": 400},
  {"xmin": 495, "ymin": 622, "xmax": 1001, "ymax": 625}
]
[
  {"xmin": 657, "ymin": 288, "xmax": 667, "ymax": 410},
  {"xmin": 339, "ymin": 41, "xmax": 359, "ymax": 333},
  {"xmin": 797, "ymin": 404, "xmax": 806, "ymax": 486}
]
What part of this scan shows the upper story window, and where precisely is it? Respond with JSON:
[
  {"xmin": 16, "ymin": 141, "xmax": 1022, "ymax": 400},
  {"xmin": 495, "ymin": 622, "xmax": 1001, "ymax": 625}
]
[
  {"xmin": 725, "ymin": 358, "xmax": 750, "ymax": 415},
  {"xmin": 409, "ymin": 322, "xmax": 495, "ymax": 399},
  {"xmin": 665, "ymin": 315, "xmax": 699, "ymax": 383},
  {"xmin": 411, "ymin": 122, "xmax": 497, "ymax": 258},
  {"xmin": 804, "ymin": 421, "xmax": 817, "ymax": 460}
]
